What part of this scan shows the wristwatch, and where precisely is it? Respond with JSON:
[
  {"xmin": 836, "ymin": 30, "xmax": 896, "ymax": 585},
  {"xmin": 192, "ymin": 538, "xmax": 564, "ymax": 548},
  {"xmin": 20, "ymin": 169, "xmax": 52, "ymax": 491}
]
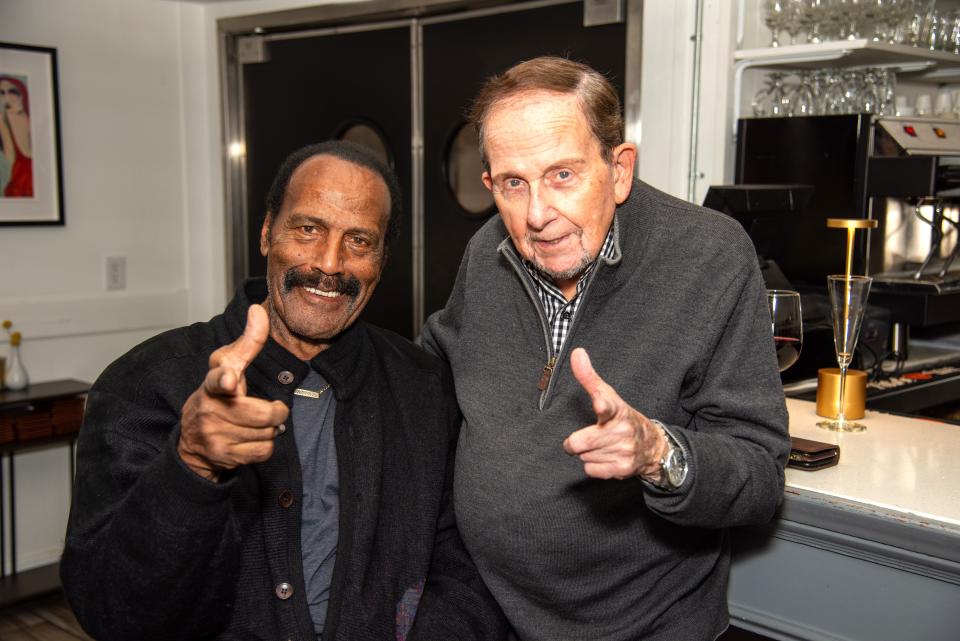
[{"xmin": 650, "ymin": 420, "xmax": 688, "ymax": 491}]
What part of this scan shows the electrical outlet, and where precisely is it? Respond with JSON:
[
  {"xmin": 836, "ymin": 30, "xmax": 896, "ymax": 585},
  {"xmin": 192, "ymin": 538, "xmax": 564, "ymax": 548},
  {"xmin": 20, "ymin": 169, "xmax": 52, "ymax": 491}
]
[{"xmin": 105, "ymin": 256, "xmax": 126, "ymax": 291}]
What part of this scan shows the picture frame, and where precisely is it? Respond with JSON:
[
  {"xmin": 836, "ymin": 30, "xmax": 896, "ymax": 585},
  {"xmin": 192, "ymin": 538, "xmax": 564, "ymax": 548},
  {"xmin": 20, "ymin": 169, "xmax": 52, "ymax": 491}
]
[{"xmin": 0, "ymin": 42, "xmax": 64, "ymax": 226}]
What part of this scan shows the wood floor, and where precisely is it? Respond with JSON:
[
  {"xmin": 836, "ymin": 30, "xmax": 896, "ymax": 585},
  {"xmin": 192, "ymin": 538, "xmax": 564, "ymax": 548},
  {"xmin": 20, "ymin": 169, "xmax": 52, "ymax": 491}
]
[
  {"xmin": 0, "ymin": 592, "xmax": 772, "ymax": 641},
  {"xmin": 0, "ymin": 592, "xmax": 92, "ymax": 641}
]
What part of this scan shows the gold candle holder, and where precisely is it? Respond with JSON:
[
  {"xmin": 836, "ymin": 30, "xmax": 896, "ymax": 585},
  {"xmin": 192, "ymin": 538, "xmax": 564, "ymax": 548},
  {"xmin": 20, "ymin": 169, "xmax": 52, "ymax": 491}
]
[{"xmin": 816, "ymin": 368, "xmax": 867, "ymax": 420}]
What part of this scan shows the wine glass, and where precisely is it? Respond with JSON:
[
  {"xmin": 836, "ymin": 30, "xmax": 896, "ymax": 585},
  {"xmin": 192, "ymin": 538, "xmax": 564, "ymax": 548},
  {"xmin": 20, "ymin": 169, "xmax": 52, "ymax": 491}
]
[
  {"xmin": 822, "ymin": 70, "xmax": 847, "ymax": 114},
  {"xmin": 767, "ymin": 290, "xmax": 803, "ymax": 372},
  {"xmin": 790, "ymin": 71, "xmax": 817, "ymax": 116},
  {"xmin": 765, "ymin": 0, "xmax": 789, "ymax": 47},
  {"xmin": 838, "ymin": 0, "xmax": 863, "ymax": 40},
  {"xmin": 863, "ymin": 0, "xmax": 888, "ymax": 41},
  {"xmin": 784, "ymin": 0, "xmax": 808, "ymax": 43},
  {"xmin": 818, "ymin": 275, "xmax": 872, "ymax": 432},
  {"xmin": 769, "ymin": 72, "xmax": 792, "ymax": 116},
  {"xmin": 860, "ymin": 68, "xmax": 879, "ymax": 113},
  {"xmin": 805, "ymin": 0, "xmax": 826, "ymax": 43},
  {"xmin": 752, "ymin": 73, "xmax": 791, "ymax": 117}
]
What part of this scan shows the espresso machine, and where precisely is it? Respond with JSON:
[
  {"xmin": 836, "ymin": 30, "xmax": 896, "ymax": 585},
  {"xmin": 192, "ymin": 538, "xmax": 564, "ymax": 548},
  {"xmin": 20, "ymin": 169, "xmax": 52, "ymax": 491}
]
[
  {"xmin": 734, "ymin": 114, "xmax": 960, "ymax": 419},
  {"xmin": 866, "ymin": 118, "xmax": 960, "ymax": 330}
]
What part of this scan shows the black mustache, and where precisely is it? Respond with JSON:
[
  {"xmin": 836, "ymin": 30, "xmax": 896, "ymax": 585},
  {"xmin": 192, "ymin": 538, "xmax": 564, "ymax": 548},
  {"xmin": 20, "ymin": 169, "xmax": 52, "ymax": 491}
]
[{"xmin": 282, "ymin": 268, "xmax": 361, "ymax": 298}]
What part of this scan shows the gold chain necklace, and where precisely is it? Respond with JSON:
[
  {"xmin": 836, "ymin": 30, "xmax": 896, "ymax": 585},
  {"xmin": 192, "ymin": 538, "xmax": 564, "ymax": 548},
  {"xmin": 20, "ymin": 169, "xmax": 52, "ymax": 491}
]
[{"xmin": 293, "ymin": 383, "xmax": 332, "ymax": 399}]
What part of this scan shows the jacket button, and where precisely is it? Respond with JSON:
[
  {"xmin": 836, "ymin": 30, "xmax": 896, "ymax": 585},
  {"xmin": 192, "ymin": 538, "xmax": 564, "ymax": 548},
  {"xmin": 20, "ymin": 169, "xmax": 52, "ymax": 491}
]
[
  {"xmin": 275, "ymin": 582, "xmax": 294, "ymax": 600},
  {"xmin": 276, "ymin": 423, "xmax": 286, "ymax": 435},
  {"xmin": 278, "ymin": 489, "xmax": 294, "ymax": 508},
  {"xmin": 277, "ymin": 371, "xmax": 295, "ymax": 384}
]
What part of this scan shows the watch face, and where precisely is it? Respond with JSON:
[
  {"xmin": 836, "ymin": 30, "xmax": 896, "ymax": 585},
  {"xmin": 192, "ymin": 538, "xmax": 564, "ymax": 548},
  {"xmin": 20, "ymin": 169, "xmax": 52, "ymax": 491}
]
[{"xmin": 666, "ymin": 448, "xmax": 687, "ymax": 488}]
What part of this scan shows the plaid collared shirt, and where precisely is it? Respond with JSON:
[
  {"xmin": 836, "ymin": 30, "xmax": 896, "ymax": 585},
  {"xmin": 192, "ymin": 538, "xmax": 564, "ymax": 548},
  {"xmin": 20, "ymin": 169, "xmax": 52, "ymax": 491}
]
[{"xmin": 522, "ymin": 226, "xmax": 616, "ymax": 355}]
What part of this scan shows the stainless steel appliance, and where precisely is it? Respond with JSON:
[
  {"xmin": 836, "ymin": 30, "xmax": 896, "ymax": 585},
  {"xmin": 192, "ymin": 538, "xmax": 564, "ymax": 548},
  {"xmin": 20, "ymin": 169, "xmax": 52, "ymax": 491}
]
[{"xmin": 735, "ymin": 114, "xmax": 960, "ymax": 420}]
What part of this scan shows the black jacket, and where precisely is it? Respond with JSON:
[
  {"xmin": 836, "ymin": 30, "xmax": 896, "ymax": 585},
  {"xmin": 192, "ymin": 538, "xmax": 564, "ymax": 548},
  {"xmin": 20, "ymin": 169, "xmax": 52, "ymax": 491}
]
[{"xmin": 61, "ymin": 279, "xmax": 508, "ymax": 641}]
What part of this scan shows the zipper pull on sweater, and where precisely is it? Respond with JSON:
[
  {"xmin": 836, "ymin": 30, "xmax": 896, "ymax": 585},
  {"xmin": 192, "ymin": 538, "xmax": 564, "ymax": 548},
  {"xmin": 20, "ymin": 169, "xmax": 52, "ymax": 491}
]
[{"xmin": 537, "ymin": 356, "xmax": 558, "ymax": 391}]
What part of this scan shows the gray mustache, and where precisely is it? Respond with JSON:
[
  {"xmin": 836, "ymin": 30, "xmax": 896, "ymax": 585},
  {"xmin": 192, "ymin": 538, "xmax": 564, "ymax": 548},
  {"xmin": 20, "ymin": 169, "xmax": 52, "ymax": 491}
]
[{"xmin": 282, "ymin": 268, "xmax": 361, "ymax": 298}]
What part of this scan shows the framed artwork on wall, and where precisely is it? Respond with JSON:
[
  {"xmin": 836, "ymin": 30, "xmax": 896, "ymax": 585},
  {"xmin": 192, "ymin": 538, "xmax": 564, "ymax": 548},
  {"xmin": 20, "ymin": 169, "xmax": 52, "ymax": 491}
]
[{"xmin": 0, "ymin": 42, "xmax": 64, "ymax": 226}]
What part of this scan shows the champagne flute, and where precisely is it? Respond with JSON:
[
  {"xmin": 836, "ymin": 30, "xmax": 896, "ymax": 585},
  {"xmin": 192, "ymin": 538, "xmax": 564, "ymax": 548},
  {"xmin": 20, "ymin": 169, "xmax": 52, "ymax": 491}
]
[
  {"xmin": 767, "ymin": 290, "xmax": 803, "ymax": 372},
  {"xmin": 818, "ymin": 275, "xmax": 872, "ymax": 432}
]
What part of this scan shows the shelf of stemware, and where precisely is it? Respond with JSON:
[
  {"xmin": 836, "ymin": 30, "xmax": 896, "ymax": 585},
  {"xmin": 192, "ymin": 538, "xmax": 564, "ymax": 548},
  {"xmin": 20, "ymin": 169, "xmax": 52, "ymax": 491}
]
[
  {"xmin": 735, "ymin": 39, "xmax": 960, "ymax": 76},
  {"xmin": 731, "ymin": 39, "xmax": 960, "ymax": 134}
]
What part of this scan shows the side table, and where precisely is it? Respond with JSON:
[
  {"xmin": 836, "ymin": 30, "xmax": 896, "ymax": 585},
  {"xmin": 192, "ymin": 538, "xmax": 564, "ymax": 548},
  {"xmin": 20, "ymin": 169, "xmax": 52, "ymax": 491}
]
[{"xmin": 0, "ymin": 379, "xmax": 89, "ymax": 598}]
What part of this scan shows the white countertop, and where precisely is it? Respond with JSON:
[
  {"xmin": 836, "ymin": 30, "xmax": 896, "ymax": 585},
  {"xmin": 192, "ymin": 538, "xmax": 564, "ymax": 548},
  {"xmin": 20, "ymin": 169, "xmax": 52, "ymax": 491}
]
[{"xmin": 785, "ymin": 398, "xmax": 960, "ymax": 529}]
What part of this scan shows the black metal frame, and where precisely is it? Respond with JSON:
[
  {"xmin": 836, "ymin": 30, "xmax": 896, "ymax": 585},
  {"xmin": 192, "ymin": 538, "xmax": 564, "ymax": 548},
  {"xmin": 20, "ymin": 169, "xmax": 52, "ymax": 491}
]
[{"xmin": 0, "ymin": 41, "xmax": 65, "ymax": 227}]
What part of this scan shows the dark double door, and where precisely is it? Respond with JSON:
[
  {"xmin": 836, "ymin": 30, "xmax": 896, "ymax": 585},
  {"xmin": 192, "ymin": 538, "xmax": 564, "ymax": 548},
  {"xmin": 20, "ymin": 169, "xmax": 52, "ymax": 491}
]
[{"xmin": 241, "ymin": 1, "xmax": 626, "ymax": 338}]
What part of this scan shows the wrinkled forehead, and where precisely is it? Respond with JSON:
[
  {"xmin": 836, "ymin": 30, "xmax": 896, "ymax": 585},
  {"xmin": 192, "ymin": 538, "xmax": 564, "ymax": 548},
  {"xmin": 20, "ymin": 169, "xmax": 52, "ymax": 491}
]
[
  {"xmin": 485, "ymin": 90, "xmax": 586, "ymax": 130},
  {"xmin": 483, "ymin": 91, "xmax": 600, "ymax": 169},
  {"xmin": 282, "ymin": 155, "xmax": 391, "ymax": 224}
]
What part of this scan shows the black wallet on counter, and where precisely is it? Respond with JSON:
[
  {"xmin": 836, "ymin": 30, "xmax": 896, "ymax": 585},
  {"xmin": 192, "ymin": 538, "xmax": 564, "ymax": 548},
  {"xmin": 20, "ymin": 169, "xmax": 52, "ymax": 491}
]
[{"xmin": 788, "ymin": 437, "xmax": 840, "ymax": 471}]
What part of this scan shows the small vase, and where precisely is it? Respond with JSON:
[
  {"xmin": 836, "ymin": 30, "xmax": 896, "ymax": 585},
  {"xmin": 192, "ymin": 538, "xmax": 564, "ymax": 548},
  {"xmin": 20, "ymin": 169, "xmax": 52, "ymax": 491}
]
[{"xmin": 6, "ymin": 343, "xmax": 28, "ymax": 391}]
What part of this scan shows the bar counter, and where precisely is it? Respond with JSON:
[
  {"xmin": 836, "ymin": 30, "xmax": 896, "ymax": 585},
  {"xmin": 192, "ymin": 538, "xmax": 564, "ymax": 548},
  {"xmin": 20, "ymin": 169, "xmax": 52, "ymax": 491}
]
[{"xmin": 728, "ymin": 398, "xmax": 960, "ymax": 641}]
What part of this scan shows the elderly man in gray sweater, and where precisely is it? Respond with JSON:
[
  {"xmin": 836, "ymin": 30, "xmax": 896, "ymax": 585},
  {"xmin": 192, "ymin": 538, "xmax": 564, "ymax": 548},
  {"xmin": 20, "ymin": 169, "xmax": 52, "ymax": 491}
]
[{"xmin": 420, "ymin": 56, "xmax": 790, "ymax": 641}]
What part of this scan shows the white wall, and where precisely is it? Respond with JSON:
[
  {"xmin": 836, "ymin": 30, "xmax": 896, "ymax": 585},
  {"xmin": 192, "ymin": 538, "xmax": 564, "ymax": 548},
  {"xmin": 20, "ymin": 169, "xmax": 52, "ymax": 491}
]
[{"xmin": 0, "ymin": 0, "xmax": 194, "ymax": 571}]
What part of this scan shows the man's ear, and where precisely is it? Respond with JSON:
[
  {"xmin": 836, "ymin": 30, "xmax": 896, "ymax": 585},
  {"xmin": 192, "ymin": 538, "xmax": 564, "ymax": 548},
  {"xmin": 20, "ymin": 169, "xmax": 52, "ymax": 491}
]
[
  {"xmin": 611, "ymin": 143, "xmax": 637, "ymax": 205},
  {"xmin": 259, "ymin": 214, "xmax": 272, "ymax": 257},
  {"xmin": 482, "ymin": 171, "xmax": 493, "ymax": 192}
]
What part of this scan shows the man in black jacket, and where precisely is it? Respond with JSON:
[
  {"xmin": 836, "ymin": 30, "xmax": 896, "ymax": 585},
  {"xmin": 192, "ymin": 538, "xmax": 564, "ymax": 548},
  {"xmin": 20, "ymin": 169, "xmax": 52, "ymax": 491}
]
[{"xmin": 61, "ymin": 141, "xmax": 507, "ymax": 641}]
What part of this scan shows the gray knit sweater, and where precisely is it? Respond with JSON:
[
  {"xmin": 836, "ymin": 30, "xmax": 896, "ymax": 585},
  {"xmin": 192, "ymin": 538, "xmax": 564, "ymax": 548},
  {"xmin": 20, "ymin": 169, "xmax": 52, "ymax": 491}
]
[{"xmin": 421, "ymin": 179, "xmax": 790, "ymax": 641}]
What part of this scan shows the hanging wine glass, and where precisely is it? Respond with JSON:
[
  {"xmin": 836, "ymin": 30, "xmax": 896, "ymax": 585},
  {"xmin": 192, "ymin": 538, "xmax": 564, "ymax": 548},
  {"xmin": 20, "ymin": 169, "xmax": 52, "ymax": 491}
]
[
  {"xmin": 769, "ymin": 72, "xmax": 792, "ymax": 116},
  {"xmin": 818, "ymin": 275, "xmax": 872, "ymax": 432},
  {"xmin": 790, "ymin": 71, "xmax": 817, "ymax": 115},
  {"xmin": 860, "ymin": 68, "xmax": 879, "ymax": 113},
  {"xmin": 812, "ymin": 69, "xmax": 830, "ymax": 113},
  {"xmin": 752, "ymin": 82, "xmax": 771, "ymax": 117},
  {"xmin": 840, "ymin": 70, "xmax": 862, "ymax": 114},
  {"xmin": 877, "ymin": 68, "xmax": 897, "ymax": 115},
  {"xmin": 753, "ymin": 73, "xmax": 791, "ymax": 117}
]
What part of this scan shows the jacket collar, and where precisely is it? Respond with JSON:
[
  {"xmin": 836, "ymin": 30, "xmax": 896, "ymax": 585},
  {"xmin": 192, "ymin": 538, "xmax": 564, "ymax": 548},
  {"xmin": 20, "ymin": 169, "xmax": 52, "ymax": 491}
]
[{"xmin": 227, "ymin": 278, "xmax": 371, "ymax": 402}]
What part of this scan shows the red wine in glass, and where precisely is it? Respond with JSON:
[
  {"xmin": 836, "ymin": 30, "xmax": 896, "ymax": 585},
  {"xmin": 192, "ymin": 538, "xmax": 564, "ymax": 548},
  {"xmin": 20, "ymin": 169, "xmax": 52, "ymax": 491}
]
[
  {"xmin": 767, "ymin": 290, "xmax": 803, "ymax": 373},
  {"xmin": 774, "ymin": 335, "xmax": 801, "ymax": 371}
]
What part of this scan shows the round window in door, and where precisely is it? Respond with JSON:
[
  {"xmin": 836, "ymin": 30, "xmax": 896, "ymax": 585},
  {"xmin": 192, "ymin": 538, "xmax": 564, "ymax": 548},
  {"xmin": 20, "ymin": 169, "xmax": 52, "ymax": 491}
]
[
  {"xmin": 337, "ymin": 121, "xmax": 393, "ymax": 167},
  {"xmin": 445, "ymin": 122, "xmax": 494, "ymax": 216}
]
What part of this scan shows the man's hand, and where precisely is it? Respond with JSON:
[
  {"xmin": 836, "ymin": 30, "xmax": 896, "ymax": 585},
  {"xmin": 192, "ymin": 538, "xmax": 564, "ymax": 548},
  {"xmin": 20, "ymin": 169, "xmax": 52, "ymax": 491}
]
[
  {"xmin": 562, "ymin": 348, "xmax": 669, "ymax": 482},
  {"xmin": 178, "ymin": 304, "xmax": 290, "ymax": 482}
]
